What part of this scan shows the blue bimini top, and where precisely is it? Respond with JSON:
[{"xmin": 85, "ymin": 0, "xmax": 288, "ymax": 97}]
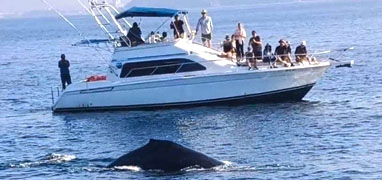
[{"xmin": 115, "ymin": 7, "xmax": 188, "ymax": 19}]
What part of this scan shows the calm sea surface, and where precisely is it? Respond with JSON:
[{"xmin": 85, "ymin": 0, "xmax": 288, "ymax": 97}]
[{"xmin": 1, "ymin": 0, "xmax": 382, "ymax": 179}]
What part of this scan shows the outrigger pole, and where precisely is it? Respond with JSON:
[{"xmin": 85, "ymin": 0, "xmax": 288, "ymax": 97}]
[
  {"xmin": 39, "ymin": 0, "xmax": 118, "ymax": 76},
  {"xmin": 40, "ymin": 0, "xmax": 85, "ymax": 39},
  {"xmin": 313, "ymin": 47, "xmax": 355, "ymax": 68}
]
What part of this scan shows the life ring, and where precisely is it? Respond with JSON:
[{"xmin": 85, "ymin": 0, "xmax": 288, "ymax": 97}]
[{"xmin": 86, "ymin": 75, "xmax": 107, "ymax": 82}]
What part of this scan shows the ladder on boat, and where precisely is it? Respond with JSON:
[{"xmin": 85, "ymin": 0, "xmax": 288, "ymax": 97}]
[{"xmin": 84, "ymin": 0, "xmax": 132, "ymax": 45}]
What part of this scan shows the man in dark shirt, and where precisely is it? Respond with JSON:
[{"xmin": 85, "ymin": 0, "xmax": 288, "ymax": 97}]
[
  {"xmin": 248, "ymin": 31, "xmax": 262, "ymax": 61},
  {"xmin": 58, "ymin": 54, "xmax": 72, "ymax": 90},
  {"xmin": 295, "ymin": 40, "xmax": 308, "ymax": 64},
  {"xmin": 170, "ymin": 15, "xmax": 185, "ymax": 39},
  {"xmin": 127, "ymin": 22, "xmax": 144, "ymax": 47},
  {"xmin": 275, "ymin": 39, "xmax": 290, "ymax": 67}
]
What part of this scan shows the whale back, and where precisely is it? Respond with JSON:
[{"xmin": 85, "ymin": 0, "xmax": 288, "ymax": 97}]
[{"xmin": 107, "ymin": 139, "xmax": 223, "ymax": 172}]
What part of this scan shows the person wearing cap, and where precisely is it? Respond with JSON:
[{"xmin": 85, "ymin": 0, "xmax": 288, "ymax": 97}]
[
  {"xmin": 295, "ymin": 40, "xmax": 308, "ymax": 65},
  {"xmin": 195, "ymin": 9, "xmax": 214, "ymax": 48},
  {"xmin": 274, "ymin": 39, "xmax": 291, "ymax": 67},
  {"xmin": 234, "ymin": 23, "xmax": 247, "ymax": 60},
  {"xmin": 58, "ymin": 54, "xmax": 72, "ymax": 90},
  {"xmin": 170, "ymin": 15, "xmax": 185, "ymax": 39},
  {"xmin": 248, "ymin": 30, "xmax": 262, "ymax": 62}
]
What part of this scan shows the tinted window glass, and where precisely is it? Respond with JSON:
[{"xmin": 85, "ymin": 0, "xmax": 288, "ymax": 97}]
[{"xmin": 120, "ymin": 59, "xmax": 206, "ymax": 78}]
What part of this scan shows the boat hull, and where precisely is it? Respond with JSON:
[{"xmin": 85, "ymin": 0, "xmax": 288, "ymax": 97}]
[
  {"xmin": 52, "ymin": 63, "xmax": 330, "ymax": 112},
  {"xmin": 53, "ymin": 83, "xmax": 314, "ymax": 112}
]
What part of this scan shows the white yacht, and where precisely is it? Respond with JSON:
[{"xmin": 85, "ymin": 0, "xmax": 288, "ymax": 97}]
[{"xmin": 52, "ymin": 1, "xmax": 330, "ymax": 112}]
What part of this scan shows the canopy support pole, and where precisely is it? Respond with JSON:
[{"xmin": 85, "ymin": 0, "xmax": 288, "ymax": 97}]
[{"xmin": 183, "ymin": 15, "xmax": 192, "ymax": 39}]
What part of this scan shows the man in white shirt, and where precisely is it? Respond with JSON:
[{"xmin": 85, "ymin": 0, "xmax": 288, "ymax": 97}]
[
  {"xmin": 195, "ymin": 9, "xmax": 213, "ymax": 48},
  {"xmin": 234, "ymin": 23, "xmax": 247, "ymax": 60}
]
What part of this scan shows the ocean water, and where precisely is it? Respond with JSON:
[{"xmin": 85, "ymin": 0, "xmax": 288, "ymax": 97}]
[{"xmin": 1, "ymin": 0, "xmax": 382, "ymax": 179}]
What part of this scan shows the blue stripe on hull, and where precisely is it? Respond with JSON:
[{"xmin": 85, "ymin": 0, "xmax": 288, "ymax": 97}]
[{"xmin": 53, "ymin": 83, "xmax": 315, "ymax": 112}]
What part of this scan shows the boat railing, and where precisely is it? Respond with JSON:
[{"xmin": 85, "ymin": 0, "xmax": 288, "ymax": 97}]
[
  {"xmin": 81, "ymin": 0, "xmax": 131, "ymax": 47},
  {"xmin": 50, "ymin": 86, "xmax": 61, "ymax": 105}
]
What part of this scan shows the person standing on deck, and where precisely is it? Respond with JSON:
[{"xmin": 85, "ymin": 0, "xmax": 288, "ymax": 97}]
[
  {"xmin": 248, "ymin": 30, "xmax": 262, "ymax": 62},
  {"xmin": 234, "ymin": 23, "xmax": 247, "ymax": 61},
  {"xmin": 58, "ymin": 54, "xmax": 72, "ymax": 90},
  {"xmin": 127, "ymin": 22, "xmax": 144, "ymax": 47},
  {"xmin": 195, "ymin": 9, "xmax": 213, "ymax": 48},
  {"xmin": 170, "ymin": 15, "xmax": 185, "ymax": 39}
]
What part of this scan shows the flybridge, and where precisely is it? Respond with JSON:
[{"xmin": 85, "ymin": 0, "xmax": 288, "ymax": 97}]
[{"xmin": 75, "ymin": 1, "xmax": 193, "ymax": 49}]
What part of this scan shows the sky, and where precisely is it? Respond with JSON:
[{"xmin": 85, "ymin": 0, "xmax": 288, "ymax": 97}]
[
  {"xmin": 0, "ymin": 0, "xmax": 280, "ymax": 15},
  {"xmin": 0, "ymin": 0, "xmax": 128, "ymax": 16},
  {"xmin": 0, "ymin": 0, "xmax": 328, "ymax": 17}
]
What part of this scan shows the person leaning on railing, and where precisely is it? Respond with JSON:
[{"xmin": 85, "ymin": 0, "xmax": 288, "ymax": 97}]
[
  {"xmin": 295, "ymin": 40, "xmax": 318, "ymax": 65},
  {"xmin": 275, "ymin": 39, "xmax": 292, "ymax": 67},
  {"xmin": 295, "ymin": 40, "xmax": 308, "ymax": 65}
]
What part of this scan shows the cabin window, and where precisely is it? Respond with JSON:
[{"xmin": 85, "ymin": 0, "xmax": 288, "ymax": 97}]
[{"xmin": 120, "ymin": 59, "xmax": 206, "ymax": 78}]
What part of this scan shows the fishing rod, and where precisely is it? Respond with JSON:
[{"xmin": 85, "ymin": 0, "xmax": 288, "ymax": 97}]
[
  {"xmin": 326, "ymin": 46, "xmax": 355, "ymax": 68},
  {"xmin": 39, "ymin": 0, "xmax": 118, "ymax": 76},
  {"xmin": 312, "ymin": 46, "xmax": 355, "ymax": 55},
  {"xmin": 307, "ymin": 46, "xmax": 355, "ymax": 68}
]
